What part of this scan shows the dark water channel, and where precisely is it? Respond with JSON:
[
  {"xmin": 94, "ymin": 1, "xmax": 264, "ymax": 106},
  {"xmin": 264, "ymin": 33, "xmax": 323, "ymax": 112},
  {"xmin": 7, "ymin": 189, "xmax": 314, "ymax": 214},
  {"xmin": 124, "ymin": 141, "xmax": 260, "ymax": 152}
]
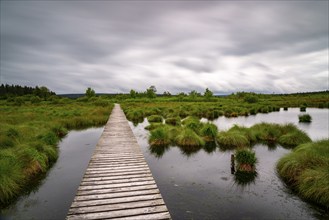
[
  {"xmin": 0, "ymin": 127, "xmax": 104, "ymax": 220},
  {"xmin": 1, "ymin": 108, "xmax": 328, "ymax": 220},
  {"xmin": 129, "ymin": 108, "xmax": 329, "ymax": 220}
]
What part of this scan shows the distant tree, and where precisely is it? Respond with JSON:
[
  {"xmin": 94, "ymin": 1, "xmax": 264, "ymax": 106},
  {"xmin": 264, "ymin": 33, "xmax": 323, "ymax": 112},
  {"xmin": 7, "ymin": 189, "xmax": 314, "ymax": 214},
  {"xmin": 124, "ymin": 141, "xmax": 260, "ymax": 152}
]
[
  {"xmin": 244, "ymin": 95, "xmax": 258, "ymax": 103},
  {"xmin": 130, "ymin": 89, "xmax": 137, "ymax": 98},
  {"xmin": 204, "ymin": 88, "xmax": 213, "ymax": 99},
  {"xmin": 189, "ymin": 90, "xmax": 201, "ymax": 99},
  {"xmin": 146, "ymin": 85, "xmax": 157, "ymax": 98},
  {"xmin": 85, "ymin": 87, "xmax": 96, "ymax": 98},
  {"xmin": 163, "ymin": 91, "xmax": 171, "ymax": 97}
]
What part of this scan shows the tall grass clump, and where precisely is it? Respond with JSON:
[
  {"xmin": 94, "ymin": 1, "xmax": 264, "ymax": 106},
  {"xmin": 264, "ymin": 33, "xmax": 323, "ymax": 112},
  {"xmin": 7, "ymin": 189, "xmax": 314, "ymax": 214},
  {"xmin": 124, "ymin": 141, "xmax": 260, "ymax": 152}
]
[
  {"xmin": 200, "ymin": 123, "xmax": 218, "ymax": 141},
  {"xmin": 0, "ymin": 150, "xmax": 25, "ymax": 205},
  {"xmin": 277, "ymin": 139, "xmax": 329, "ymax": 208},
  {"xmin": 235, "ymin": 148, "xmax": 257, "ymax": 172},
  {"xmin": 229, "ymin": 125, "xmax": 257, "ymax": 143},
  {"xmin": 251, "ymin": 123, "xmax": 282, "ymax": 143},
  {"xmin": 182, "ymin": 116, "xmax": 203, "ymax": 134},
  {"xmin": 147, "ymin": 115, "xmax": 163, "ymax": 123},
  {"xmin": 217, "ymin": 131, "xmax": 250, "ymax": 149},
  {"xmin": 298, "ymin": 114, "xmax": 312, "ymax": 123},
  {"xmin": 175, "ymin": 128, "xmax": 205, "ymax": 147},
  {"xmin": 148, "ymin": 126, "xmax": 170, "ymax": 146},
  {"xmin": 165, "ymin": 116, "xmax": 181, "ymax": 126},
  {"xmin": 278, "ymin": 130, "xmax": 311, "ymax": 148}
]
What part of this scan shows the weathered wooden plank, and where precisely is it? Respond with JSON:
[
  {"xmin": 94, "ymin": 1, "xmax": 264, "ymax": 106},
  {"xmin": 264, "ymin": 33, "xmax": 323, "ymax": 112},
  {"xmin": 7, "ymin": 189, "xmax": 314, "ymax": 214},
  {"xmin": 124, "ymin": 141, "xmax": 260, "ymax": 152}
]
[
  {"xmin": 83, "ymin": 170, "xmax": 152, "ymax": 178},
  {"xmin": 82, "ymin": 173, "xmax": 153, "ymax": 182},
  {"xmin": 78, "ymin": 180, "xmax": 156, "ymax": 191},
  {"xmin": 67, "ymin": 205, "xmax": 168, "ymax": 220},
  {"xmin": 76, "ymin": 184, "xmax": 158, "ymax": 196},
  {"xmin": 74, "ymin": 188, "xmax": 160, "ymax": 201},
  {"xmin": 70, "ymin": 194, "xmax": 163, "ymax": 208},
  {"xmin": 68, "ymin": 199, "xmax": 165, "ymax": 215},
  {"xmin": 67, "ymin": 104, "xmax": 171, "ymax": 219},
  {"xmin": 114, "ymin": 212, "xmax": 171, "ymax": 220},
  {"xmin": 81, "ymin": 176, "xmax": 155, "ymax": 186}
]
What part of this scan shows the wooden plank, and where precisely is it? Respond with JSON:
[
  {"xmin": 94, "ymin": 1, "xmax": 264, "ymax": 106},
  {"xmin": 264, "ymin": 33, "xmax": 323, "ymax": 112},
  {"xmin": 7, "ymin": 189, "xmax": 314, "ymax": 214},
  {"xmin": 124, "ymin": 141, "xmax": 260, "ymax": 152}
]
[
  {"xmin": 67, "ymin": 205, "xmax": 168, "ymax": 220},
  {"xmin": 67, "ymin": 104, "xmax": 171, "ymax": 219},
  {"xmin": 70, "ymin": 194, "xmax": 163, "ymax": 208},
  {"xmin": 76, "ymin": 184, "xmax": 158, "ymax": 196},
  {"xmin": 68, "ymin": 199, "xmax": 165, "ymax": 215},
  {"xmin": 74, "ymin": 189, "xmax": 160, "ymax": 201},
  {"xmin": 78, "ymin": 180, "xmax": 156, "ymax": 191},
  {"xmin": 80, "ymin": 176, "xmax": 155, "ymax": 186}
]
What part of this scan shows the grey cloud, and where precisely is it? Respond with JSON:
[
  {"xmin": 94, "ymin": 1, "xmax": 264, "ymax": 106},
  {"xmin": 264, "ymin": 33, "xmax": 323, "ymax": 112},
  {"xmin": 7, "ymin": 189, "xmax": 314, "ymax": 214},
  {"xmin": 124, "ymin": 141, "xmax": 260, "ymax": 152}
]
[{"xmin": 0, "ymin": 1, "xmax": 328, "ymax": 94}]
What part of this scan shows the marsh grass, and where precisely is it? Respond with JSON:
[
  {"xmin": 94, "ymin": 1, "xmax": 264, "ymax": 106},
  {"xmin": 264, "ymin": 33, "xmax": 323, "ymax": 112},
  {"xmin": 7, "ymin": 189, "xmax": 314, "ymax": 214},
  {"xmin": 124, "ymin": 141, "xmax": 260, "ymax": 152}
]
[
  {"xmin": 200, "ymin": 123, "xmax": 218, "ymax": 141},
  {"xmin": 148, "ymin": 126, "xmax": 170, "ymax": 146},
  {"xmin": 277, "ymin": 139, "xmax": 329, "ymax": 208},
  {"xmin": 165, "ymin": 116, "xmax": 181, "ymax": 126},
  {"xmin": 147, "ymin": 115, "xmax": 163, "ymax": 123},
  {"xmin": 298, "ymin": 114, "xmax": 312, "ymax": 123},
  {"xmin": 217, "ymin": 131, "xmax": 250, "ymax": 149},
  {"xmin": 145, "ymin": 123, "xmax": 163, "ymax": 131},
  {"xmin": 182, "ymin": 116, "xmax": 203, "ymax": 134},
  {"xmin": 175, "ymin": 128, "xmax": 205, "ymax": 147},
  {"xmin": 0, "ymin": 100, "xmax": 113, "ymax": 207}
]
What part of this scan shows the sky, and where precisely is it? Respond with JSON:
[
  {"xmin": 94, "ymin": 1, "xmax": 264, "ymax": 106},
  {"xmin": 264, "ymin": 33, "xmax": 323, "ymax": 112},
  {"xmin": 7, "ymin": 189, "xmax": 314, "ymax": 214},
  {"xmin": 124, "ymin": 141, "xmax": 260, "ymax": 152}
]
[{"xmin": 0, "ymin": 1, "xmax": 328, "ymax": 95}]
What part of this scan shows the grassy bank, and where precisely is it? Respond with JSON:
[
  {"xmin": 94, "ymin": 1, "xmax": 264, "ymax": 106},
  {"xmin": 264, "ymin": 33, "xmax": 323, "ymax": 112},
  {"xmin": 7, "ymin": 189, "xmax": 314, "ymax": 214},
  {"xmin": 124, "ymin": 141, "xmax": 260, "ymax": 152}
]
[
  {"xmin": 0, "ymin": 98, "xmax": 113, "ymax": 207},
  {"xmin": 121, "ymin": 91, "xmax": 329, "ymax": 123},
  {"xmin": 277, "ymin": 140, "xmax": 329, "ymax": 209}
]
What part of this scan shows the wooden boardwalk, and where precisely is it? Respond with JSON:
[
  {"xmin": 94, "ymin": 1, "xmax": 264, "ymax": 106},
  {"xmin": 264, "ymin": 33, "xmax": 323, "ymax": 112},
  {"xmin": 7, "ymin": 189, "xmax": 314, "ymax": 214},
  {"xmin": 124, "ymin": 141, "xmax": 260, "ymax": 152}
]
[{"xmin": 67, "ymin": 104, "xmax": 171, "ymax": 220}]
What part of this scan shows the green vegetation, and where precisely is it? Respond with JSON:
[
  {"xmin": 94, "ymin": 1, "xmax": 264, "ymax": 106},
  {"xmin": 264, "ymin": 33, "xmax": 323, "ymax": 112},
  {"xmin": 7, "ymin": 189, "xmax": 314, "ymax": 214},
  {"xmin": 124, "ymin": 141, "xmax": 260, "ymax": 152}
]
[
  {"xmin": 217, "ymin": 131, "xmax": 250, "ymax": 149},
  {"xmin": 149, "ymin": 126, "xmax": 170, "ymax": 146},
  {"xmin": 165, "ymin": 116, "xmax": 181, "ymax": 126},
  {"xmin": 176, "ymin": 128, "xmax": 205, "ymax": 147},
  {"xmin": 277, "ymin": 139, "xmax": 329, "ymax": 209},
  {"xmin": 0, "ymin": 90, "xmax": 113, "ymax": 207},
  {"xmin": 147, "ymin": 115, "xmax": 163, "ymax": 123},
  {"xmin": 298, "ymin": 114, "xmax": 312, "ymax": 123},
  {"xmin": 200, "ymin": 123, "xmax": 218, "ymax": 141},
  {"xmin": 235, "ymin": 148, "xmax": 257, "ymax": 172}
]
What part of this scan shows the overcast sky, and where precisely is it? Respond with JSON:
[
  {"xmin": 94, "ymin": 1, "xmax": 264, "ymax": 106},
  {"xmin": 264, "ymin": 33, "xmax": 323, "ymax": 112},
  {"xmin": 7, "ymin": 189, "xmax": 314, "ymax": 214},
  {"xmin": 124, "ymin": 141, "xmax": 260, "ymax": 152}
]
[{"xmin": 1, "ymin": 1, "xmax": 328, "ymax": 94}]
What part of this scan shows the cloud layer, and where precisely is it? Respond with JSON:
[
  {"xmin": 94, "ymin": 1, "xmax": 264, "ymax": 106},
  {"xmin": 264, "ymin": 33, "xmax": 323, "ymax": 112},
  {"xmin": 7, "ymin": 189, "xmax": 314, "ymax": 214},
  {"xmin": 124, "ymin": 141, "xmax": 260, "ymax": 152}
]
[{"xmin": 1, "ymin": 1, "xmax": 328, "ymax": 94}]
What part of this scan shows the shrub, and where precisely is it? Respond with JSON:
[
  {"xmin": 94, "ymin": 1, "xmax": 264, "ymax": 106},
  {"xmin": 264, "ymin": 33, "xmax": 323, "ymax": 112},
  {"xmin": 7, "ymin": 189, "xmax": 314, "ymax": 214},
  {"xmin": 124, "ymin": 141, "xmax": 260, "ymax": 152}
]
[
  {"xmin": 298, "ymin": 114, "xmax": 312, "ymax": 123},
  {"xmin": 175, "ymin": 128, "xmax": 205, "ymax": 147}
]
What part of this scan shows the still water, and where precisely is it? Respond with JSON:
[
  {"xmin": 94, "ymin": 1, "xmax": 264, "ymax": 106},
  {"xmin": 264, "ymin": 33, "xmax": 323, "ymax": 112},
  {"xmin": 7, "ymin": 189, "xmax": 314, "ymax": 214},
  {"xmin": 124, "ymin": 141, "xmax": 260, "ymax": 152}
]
[
  {"xmin": 130, "ymin": 108, "xmax": 329, "ymax": 220},
  {"xmin": 1, "ymin": 108, "xmax": 328, "ymax": 219},
  {"xmin": 0, "ymin": 127, "xmax": 104, "ymax": 220}
]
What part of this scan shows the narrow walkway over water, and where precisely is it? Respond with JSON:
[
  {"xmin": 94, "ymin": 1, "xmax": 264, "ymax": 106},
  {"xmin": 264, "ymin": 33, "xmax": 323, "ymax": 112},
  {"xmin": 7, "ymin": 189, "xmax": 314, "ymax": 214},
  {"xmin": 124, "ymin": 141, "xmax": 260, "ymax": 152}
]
[{"xmin": 67, "ymin": 104, "xmax": 171, "ymax": 220}]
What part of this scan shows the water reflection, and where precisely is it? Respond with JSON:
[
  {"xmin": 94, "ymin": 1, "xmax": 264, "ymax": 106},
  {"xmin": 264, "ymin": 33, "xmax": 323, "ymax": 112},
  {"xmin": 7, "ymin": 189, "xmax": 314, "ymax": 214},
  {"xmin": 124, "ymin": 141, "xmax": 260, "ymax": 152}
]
[
  {"xmin": 234, "ymin": 170, "xmax": 258, "ymax": 186},
  {"xmin": 149, "ymin": 145, "xmax": 170, "ymax": 158},
  {"xmin": 203, "ymin": 141, "xmax": 217, "ymax": 153},
  {"xmin": 178, "ymin": 145, "xmax": 202, "ymax": 156},
  {"xmin": 129, "ymin": 109, "xmax": 329, "ymax": 220}
]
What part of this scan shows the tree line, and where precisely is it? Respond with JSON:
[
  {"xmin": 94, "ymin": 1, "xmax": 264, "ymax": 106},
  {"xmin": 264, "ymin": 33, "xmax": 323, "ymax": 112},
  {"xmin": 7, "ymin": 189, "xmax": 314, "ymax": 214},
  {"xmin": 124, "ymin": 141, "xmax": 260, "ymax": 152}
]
[{"xmin": 0, "ymin": 84, "xmax": 55, "ymax": 98}]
